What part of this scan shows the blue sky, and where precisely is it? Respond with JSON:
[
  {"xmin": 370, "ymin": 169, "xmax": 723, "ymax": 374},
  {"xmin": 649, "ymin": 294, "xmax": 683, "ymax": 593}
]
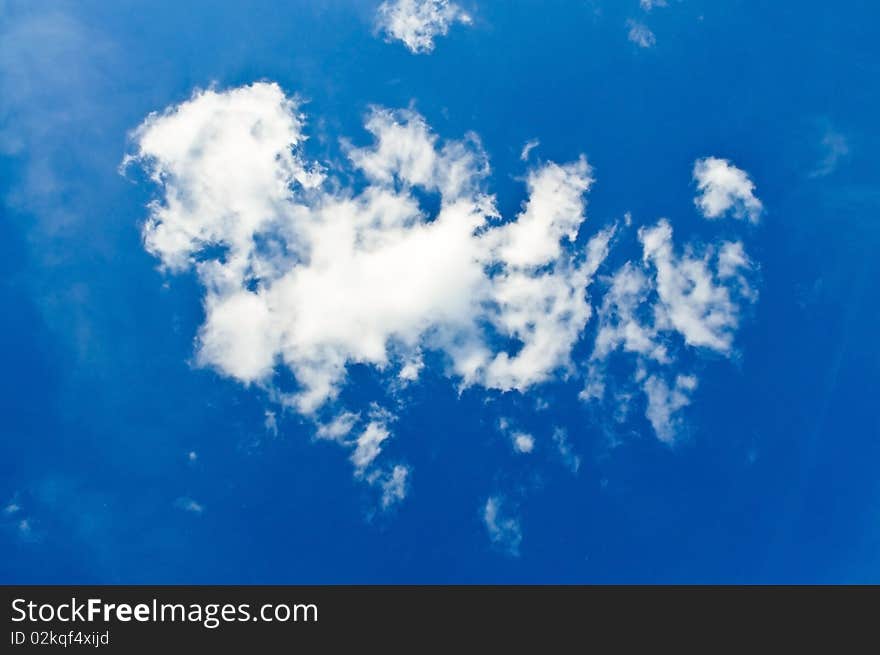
[{"xmin": 1, "ymin": 0, "xmax": 878, "ymax": 583}]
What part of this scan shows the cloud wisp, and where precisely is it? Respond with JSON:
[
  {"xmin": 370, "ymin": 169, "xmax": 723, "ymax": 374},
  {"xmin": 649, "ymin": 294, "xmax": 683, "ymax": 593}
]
[{"xmin": 627, "ymin": 20, "xmax": 656, "ymax": 48}]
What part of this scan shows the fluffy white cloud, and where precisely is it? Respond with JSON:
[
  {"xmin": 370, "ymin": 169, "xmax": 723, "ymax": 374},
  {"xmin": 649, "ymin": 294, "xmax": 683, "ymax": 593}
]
[
  {"xmin": 129, "ymin": 83, "xmax": 608, "ymax": 416},
  {"xmin": 128, "ymin": 82, "xmax": 613, "ymax": 502},
  {"xmin": 315, "ymin": 411, "xmax": 360, "ymax": 442},
  {"xmin": 483, "ymin": 496, "xmax": 521, "ymax": 555},
  {"xmin": 627, "ymin": 20, "xmax": 656, "ymax": 48},
  {"xmin": 693, "ymin": 157, "xmax": 763, "ymax": 222},
  {"xmin": 376, "ymin": 0, "xmax": 471, "ymax": 54},
  {"xmin": 129, "ymin": 82, "xmax": 761, "ymax": 493},
  {"xmin": 512, "ymin": 432, "xmax": 535, "ymax": 454}
]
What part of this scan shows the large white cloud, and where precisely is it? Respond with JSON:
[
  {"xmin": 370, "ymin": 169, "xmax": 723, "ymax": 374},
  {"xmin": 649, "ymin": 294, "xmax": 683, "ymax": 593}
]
[
  {"xmin": 127, "ymin": 82, "xmax": 613, "ymax": 497},
  {"xmin": 128, "ymin": 81, "xmax": 761, "ymax": 504},
  {"xmin": 129, "ymin": 83, "xmax": 609, "ymax": 415},
  {"xmin": 376, "ymin": 0, "xmax": 472, "ymax": 54}
]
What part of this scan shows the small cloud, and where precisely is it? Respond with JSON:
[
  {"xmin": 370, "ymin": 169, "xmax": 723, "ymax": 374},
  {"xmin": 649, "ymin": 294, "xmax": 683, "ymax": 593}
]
[
  {"xmin": 809, "ymin": 129, "xmax": 849, "ymax": 178},
  {"xmin": 351, "ymin": 421, "xmax": 391, "ymax": 474},
  {"xmin": 379, "ymin": 465, "xmax": 409, "ymax": 509},
  {"xmin": 264, "ymin": 409, "xmax": 278, "ymax": 437},
  {"xmin": 693, "ymin": 157, "xmax": 763, "ymax": 222},
  {"xmin": 376, "ymin": 0, "xmax": 472, "ymax": 54},
  {"xmin": 552, "ymin": 428, "xmax": 581, "ymax": 473},
  {"xmin": 483, "ymin": 496, "xmax": 522, "ymax": 556},
  {"xmin": 174, "ymin": 497, "xmax": 204, "ymax": 514},
  {"xmin": 3, "ymin": 502, "xmax": 20, "ymax": 515},
  {"xmin": 399, "ymin": 355, "xmax": 424, "ymax": 382},
  {"xmin": 643, "ymin": 373, "xmax": 697, "ymax": 443},
  {"xmin": 627, "ymin": 20, "xmax": 656, "ymax": 48},
  {"xmin": 315, "ymin": 412, "xmax": 359, "ymax": 442},
  {"xmin": 640, "ymin": 0, "xmax": 667, "ymax": 10},
  {"xmin": 187, "ymin": 451, "xmax": 198, "ymax": 462},
  {"xmin": 520, "ymin": 139, "xmax": 540, "ymax": 161},
  {"xmin": 512, "ymin": 432, "xmax": 535, "ymax": 454},
  {"xmin": 498, "ymin": 417, "xmax": 534, "ymax": 454}
]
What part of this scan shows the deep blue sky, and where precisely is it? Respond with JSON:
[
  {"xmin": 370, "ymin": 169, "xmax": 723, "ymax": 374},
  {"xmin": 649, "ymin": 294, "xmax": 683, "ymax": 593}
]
[{"xmin": 2, "ymin": 0, "xmax": 879, "ymax": 583}]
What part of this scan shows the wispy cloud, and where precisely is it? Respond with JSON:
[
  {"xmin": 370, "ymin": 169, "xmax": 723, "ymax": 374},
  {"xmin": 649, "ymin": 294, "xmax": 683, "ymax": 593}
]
[
  {"xmin": 627, "ymin": 20, "xmax": 656, "ymax": 48},
  {"xmin": 810, "ymin": 129, "xmax": 849, "ymax": 178},
  {"xmin": 552, "ymin": 428, "xmax": 581, "ymax": 473},
  {"xmin": 520, "ymin": 138, "xmax": 540, "ymax": 161},
  {"xmin": 484, "ymin": 496, "xmax": 522, "ymax": 556},
  {"xmin": 174, "ymin": 497, "xmax": 204, "ymax": 514},
  {"xmin": 640, "ymin": 0, "xmax": 668, "ymax": 11}
]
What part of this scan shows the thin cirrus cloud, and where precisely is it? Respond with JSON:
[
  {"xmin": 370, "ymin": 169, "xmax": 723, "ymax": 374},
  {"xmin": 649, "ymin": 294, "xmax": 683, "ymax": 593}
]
[
  {"xmin": 810, "ymin": 129, "xmax": 849, "ymax": 178},
  {"xmin": 126, "ymin": 81, "xmax": 761, "ymax": 509},
  {"xmin": 376, "ymin": 0, "xmax": 472, "ymax": 54}
]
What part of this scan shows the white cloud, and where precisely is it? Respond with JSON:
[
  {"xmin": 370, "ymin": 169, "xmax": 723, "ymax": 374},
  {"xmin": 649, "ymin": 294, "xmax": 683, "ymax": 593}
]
[
  {"xmin": 376, "ymin": 0, "xmax": 472, "ymax": 54},
  {"xmin": 315, "ymin": 411, "xmax": 360, "ymax": 442},
  {"xmin": 512, "ymin": 432, "xmax": 535, "ymax": 454},
  {"xmin": 640, "ymin": 0, "xmax": 667, "ymax": 10},
  {"xmin": 264, "ymin": 409, "xmax": 278, "ymax": 437},
  {"xmin": 378, "ymin": 464, "xmax": 409, "ymax": 508},
  {"xmin": 643, "ymin": 374, "xmax": 697, "ymax": 443},
  {"xmin": 398, "ymin": 354, "xmax": 424, "ymax": 381},
  {"xmin": 351, "ymin": 420, "xmax": 392, "ymax": 473},
  {"xmin": 520, "ymin": 139, "xmax": 540, "ymax": 161},
  {"xmin": 810, "ymin": 129, "xmax": 849, "ymax": 178},
  {"xmin": 693, "ymin": 157, "xmax": 763, "ymax": 222},
  {"xmin": 129, "ymin": 82, "xmax": 609, "ymax": 420},
  {"xmin": 585, "ymin": 210, "xmax": 756, "ymax": 443},
  {"xmin": 627, "ymin": 20, "xmax": 656, "ymax": 48},
  {"xmin": 483, "ymin": 496, "xmax": 522, "ymax": 555},
  {"xmin": 174, "ymin": 497, "xmax": 204, "ymax": 514},
  {"xmin": 640, "ymin": 219, "xmax": 747, "ymax": 353},
  {"xmin": 129, "ymin": 83, "xmax": 761, "ymax": 490},
  {"xmin": 552, "ymin": 427, "xmax": 581, "ymax": 473}
]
